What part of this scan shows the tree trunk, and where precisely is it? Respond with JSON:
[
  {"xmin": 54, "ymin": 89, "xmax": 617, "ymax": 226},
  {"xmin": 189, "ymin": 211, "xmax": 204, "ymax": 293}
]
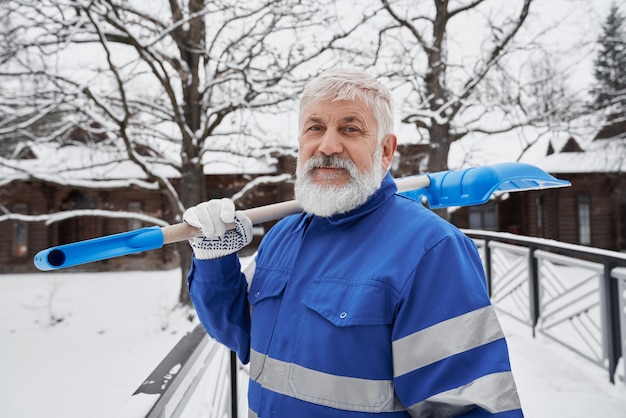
[
  {"xmin": 170, "ymin": 0, "xmax": 207, "ymax": 305},
  {"xmin": 427, "ymin": 123, "xmax": 452, "ymax": 220},
  {"xmin": 177, "ymin": 155, "xmax": 206, "ymax": 306}
]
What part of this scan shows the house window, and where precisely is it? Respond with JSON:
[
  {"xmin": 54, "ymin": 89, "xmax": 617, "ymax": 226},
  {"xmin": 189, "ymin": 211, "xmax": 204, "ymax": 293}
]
[
  {"xmin": 577, "ymin": 194, "xmax": 591, "ymax": 245},
  {"xmin": 468, "ymin": 204, "xmax": 497, "ymax": 231},
  {"xmin": 128, "ymin": 202, "xmax": 142, "ymax": 230},
  {"xmin": 13, "ymin": 203, "xmax": 28, "ymax": 257}
]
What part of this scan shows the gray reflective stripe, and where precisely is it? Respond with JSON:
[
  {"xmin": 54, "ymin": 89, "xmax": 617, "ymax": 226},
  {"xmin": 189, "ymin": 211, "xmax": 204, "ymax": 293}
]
[
  {"xmin": 393, "ymin": 305, "xmax": 504, "ymax": 377},
  {"xmin": 407, "ymin": 371, "xmax": 521, "ymax": 416},
  {"xmin": 250, "ymin": 349, "xmax": 405, "ymax": 413},
  {"xmin": 248, "ymin": 409, "xmax": 257, "ymax": 418}
]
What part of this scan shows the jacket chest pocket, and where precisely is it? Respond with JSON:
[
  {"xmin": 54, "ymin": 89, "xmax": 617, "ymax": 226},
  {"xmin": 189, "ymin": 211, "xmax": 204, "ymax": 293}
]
[
  {"xmin": 247, "ymin": 267, "xmax": 289, "ymax": 307},
  {"xmin": 302, "ymin": 278, "xmax": 395, "ymax": 327},
  {"xmin": 297, "ymin": 277, "xmax": 396, "ymax": 365}
]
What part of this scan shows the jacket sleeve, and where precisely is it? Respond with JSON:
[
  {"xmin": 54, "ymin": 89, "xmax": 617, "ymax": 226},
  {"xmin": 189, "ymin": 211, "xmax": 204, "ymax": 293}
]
[
  {"xmin": 392, "ymin": 233, "xmax": 523, "ymax": 417},
  {"xmin": 187, "ymin": 253, "xmax": 251, "ymax": 364}
]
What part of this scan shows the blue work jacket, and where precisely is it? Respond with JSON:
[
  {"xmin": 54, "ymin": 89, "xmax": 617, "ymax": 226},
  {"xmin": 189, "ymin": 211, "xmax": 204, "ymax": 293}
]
[{"xmin": 188, "ymin": 173, "xmax": 523, "ymax": 417}]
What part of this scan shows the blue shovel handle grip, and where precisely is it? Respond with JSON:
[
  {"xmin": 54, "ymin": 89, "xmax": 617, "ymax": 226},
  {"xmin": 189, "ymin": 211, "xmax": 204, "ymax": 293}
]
[{"xmin": 33, "ymin": 226, "xmax": 164, "ymax": 271}]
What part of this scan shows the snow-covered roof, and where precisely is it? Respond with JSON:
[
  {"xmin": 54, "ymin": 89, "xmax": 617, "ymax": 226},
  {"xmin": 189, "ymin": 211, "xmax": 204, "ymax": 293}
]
[
  {"xmin": 0, "ymin": 141, "xmax": 279, "ymax": 188},
  {"xmin": 447, "ymin": 116, "xmax": 625, "ymax": 175},
  {"xmin": 521, "ymin": 132, "xmax": 626, "ymax": 174}
]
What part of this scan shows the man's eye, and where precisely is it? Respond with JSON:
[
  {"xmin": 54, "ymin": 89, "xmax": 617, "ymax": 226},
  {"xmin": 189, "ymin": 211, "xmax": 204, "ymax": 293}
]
[
  {"xmin": 307, "ymin": 125, "xmax": 322, "ymax": 132},
  {"xmin": 343, "ymin": 126, "xmax": 360, "ymax": 133}
]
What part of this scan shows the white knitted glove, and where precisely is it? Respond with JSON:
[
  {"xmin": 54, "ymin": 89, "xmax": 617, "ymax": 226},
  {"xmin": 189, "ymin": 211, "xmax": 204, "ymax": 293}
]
[{"xmin": 183, "ymin": 198, "xmax": 253, "ymax": 260}]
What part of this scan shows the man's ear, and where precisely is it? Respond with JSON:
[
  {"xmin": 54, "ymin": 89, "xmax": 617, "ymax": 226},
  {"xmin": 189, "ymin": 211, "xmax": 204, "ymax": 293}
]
[{"xmin": 380, "ymin": 134, "xmax": 398, "ymax": 170}]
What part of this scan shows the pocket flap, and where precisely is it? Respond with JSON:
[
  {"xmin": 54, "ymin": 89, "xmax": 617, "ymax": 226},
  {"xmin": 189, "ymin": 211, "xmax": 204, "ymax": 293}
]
[
  {"xmin": 247, "ymin": 268, "xmax": 289, "ymax": 305},
  {"xmin": 302, "ymin": 279, "xmax": 394, "ymax": 327}
]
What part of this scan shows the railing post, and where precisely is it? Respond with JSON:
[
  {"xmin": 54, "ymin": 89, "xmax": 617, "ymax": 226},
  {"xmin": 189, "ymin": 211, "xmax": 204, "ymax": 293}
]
[
  {"xmin": 601, "ymin": 262, "xmax": 621, "ymax": 384},
  {"xmin": 528, "ymin": 247, "xmax": 540, "ymax": 337},
  {"xmin": 484, "ymin": 238, "xmax": 492, "ymax": 297},
  {"xmin": 230, "ymin": 351, "xmax": 238, "ymax": 418},
  {"xmin": 616, "ymin": 269, "xmax": 626, "ymax": 382}
]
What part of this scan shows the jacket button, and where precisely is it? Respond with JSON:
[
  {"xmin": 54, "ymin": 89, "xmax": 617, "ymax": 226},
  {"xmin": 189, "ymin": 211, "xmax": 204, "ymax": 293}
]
[
  {"xmin": 339, "ymin": 312, "xmax": 347, "ymax": 319},
  {"xmin": 254, "ymin": 292, "xmax": 260, "ymax": 297}
]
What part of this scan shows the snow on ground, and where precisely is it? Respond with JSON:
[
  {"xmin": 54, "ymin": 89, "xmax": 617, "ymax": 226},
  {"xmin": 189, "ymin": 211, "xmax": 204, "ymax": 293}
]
[
  {"xmin": 0, "ymin": 269, "xmax": 197, "ymax": 418},
  {"xmin": 498, "ymin": 313, "xmax": 626, "ymax": 417},
  {"xmin": 1, "ymin": 268, "xmax": 625, "ymax": 418}
]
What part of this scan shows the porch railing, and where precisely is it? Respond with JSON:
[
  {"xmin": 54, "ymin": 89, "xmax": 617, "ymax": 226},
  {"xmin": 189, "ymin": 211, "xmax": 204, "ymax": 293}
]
[
  {"xmin": 126, "ymin": 231, "xmax": 626, "ymax": 417},
  {"xmin": 463, "ymin": 229, "xmax": 626, "ymax": 385}
]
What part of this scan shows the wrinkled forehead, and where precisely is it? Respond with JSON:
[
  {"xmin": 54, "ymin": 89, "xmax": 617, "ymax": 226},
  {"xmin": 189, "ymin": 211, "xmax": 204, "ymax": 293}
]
[{"xmin": 299, "ymin": 96, "xmax": 377, "ymax": 127}]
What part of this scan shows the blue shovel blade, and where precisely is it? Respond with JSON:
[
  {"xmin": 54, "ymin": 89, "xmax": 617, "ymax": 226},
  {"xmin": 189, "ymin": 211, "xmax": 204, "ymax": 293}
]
[
  {"xmin": 401, "ymin": 162, "xmax": 571, "ymax": 209},
  {"xmin": 33, "ymin": 226, "xmax": 164, "ymax": 271}
]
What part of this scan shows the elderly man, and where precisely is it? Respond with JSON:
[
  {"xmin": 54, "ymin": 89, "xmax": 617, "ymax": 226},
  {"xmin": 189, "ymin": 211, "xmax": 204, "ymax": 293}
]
[{"xmin": 183, "ymin": 68, "xmax": 523, "ymax": 417}]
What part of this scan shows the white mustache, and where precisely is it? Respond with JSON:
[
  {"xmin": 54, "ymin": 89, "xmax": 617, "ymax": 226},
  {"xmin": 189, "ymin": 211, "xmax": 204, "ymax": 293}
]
[{"xmin": 304, "ymin": 154, "xmax": 357, "ymax": 174}]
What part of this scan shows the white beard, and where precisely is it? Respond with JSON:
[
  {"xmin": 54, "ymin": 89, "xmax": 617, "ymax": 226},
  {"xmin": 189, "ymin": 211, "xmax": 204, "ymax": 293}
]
[{"xmin": 294, "ymin": 148, "xmax": 386, "ymax": 217}]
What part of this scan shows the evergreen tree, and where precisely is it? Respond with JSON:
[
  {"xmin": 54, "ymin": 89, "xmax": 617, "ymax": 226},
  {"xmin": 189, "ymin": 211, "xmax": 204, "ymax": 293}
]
[{"xmin": 592, "ymin": 3, "xmax": 626, "ymax": 110}]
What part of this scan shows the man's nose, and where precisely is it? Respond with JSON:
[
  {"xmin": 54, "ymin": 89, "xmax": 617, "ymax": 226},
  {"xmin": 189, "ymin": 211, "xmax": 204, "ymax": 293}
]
[{"xmin": 317, "ymin": 130, "xmax": 343, "ymax": 156}]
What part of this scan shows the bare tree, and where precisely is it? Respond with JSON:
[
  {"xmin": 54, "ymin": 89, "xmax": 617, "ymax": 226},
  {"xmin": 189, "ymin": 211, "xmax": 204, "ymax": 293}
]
[
  {"xmin": 366, "ymin": 0, "xmax": 537, "ymax": 173},
  {"xmin": 0, "ymin": 0, "xmax": 361, "ymax": 304},
  {"xmin": 332, "ymin": 0, "xmax": 607, "ymax": 179}
]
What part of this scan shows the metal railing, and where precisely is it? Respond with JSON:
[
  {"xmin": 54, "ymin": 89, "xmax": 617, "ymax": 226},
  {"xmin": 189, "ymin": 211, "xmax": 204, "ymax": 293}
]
[
  {"xmin": 126, "ymin": 231, "xmax": 626, "ymax": 417},
  {"xmin": 120, "ymin": 324, "xmax": 249, "ymax": 418},
  {"xmin": 463, "ymin": 229, "xmax": 626, "ymax": 385}
]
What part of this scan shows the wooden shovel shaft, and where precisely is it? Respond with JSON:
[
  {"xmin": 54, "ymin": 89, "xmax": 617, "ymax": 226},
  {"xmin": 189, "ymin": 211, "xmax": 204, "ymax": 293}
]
[
  {"xmin": 160, "ymin": 175, "xmax": 431, "ymax": 245},
  {"xmin": 161, "ymin": 200, "xmax": 303, "ymax": 244}
]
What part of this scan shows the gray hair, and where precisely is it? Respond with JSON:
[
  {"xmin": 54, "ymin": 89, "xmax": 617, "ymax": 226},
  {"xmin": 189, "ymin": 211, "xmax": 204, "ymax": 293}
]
[{"xmin": 299, "ymin": 68, "xmax": 394, "ymax": 143}]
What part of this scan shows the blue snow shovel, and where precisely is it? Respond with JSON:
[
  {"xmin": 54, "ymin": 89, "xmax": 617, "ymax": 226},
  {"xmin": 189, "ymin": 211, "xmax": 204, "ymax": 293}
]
[{"xmin": 33, "ymin": 162, "xmax": 570, "ymax": 271}]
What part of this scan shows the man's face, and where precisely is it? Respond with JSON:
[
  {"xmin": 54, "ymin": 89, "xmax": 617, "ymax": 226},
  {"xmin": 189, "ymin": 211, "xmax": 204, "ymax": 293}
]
[
  {"xmin": 294, "ymin": 98, "xmax": 397, "ymax": 217},
  {"xmin": 298, "ymin": 98, "xmax": 382, "ymax": 187}
]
